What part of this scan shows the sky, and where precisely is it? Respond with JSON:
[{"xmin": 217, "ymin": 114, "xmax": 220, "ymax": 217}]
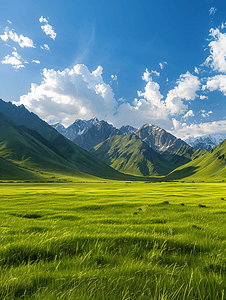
[{"xmin": 1, "ymin": 0, "xmax": 226, "ymax": 139}]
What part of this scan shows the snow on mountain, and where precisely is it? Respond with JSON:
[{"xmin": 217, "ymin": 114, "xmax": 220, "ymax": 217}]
[
  {"xmin": 119, "ymin": 125, "xmax": 137, "ymax": 135},
  {"xmin": 185, "ymin": 134, "xmax": 226, "ymax": 151},
  {"xmin": 52, "ymin": 117, "xmax": 99, "ymax": 141}
]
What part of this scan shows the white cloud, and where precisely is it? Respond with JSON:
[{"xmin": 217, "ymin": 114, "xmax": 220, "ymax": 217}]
[
  {"xmin": 159, "ymin": 61, "xmax": 167, "ymax": 69},
  {"xmin": 1, "ymin": 51, "xmax": 26, "ymax": 69},
  {"xmin": 151, "ymin": 70, "xmax": 160, "ymax": 77},
  {"xmin": 15, "ymin": 64, "xmax": 202, "ymax": 130},
  {"xmin": 111, "ymin": 75, "xmax": 117, "ymax": 81},
  {"xmin": 171, "ymin": 119, "xmax": 226, "ymax": 140},
  {"xmin": 204, "ymin": 27, "xmax": 226, "ymax": 73},
  {"xmin": 0, "ymin": 27, "xmax": 35, "ymax": 48},
  {"xmin": 112, "ymin": 70, "xmax": 200, "ymax": 128},
  {"xmin": 182, "ymin": 110, "xmax": 194, "ymax": 119},
  {"xmin": 32, "ymin": 60, "xmax": 40, "ymax": 64},
  {"xmin": 200, "ymin": 95, "xmax": 208, "ymax": 100},
  {"xmin": 39, "ymin": 16, "xmax": 56, "ymax": 40},
  {"xmin": 209, "ymin": 7, "xmax": 217, "ymax": 15},
  {"xmin": 165, "ymin": 71, "xmax": 201, "ymax": 115},
  {"xmin": 40, "ymin": 44, "xmax": 50, "ymax": 51},
  {"xmin": 16, "ymin": 64, "xmax": 117, "ymax": 126},
  {"xmin": 200, "ymin": 109, "xmax": 213, "ymax": 118},
  {"xmin": 141, "ymin": 68, "xmax": 160, "ymax": 82},
  {"xmin": 194, "ymin": 67, "xmax": 199, "ymax": 74},
  {"xmin": 39, "ymin": 16, "xmax": 48, "ymax": 23},
  {"xmin": 7, "ymin": 20, "xmax": 12, "ymax": 24},
  {"xmin": 142, "ymin": 68, "xmax": 152, "ymax": 82},
  {"xmin": 203, "ymin": 74, "xmax": 226, "ymax": 95}
]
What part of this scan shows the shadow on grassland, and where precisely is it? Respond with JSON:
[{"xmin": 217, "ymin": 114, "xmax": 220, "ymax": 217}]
[{"xmin": 164, "ymin": 166, "xmax": 199, "ymax": 180}]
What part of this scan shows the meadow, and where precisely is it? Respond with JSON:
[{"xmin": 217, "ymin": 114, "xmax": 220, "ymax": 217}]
[{"xmin": 0, "ymin": 180, "xmax": 226, "ymax": 299}]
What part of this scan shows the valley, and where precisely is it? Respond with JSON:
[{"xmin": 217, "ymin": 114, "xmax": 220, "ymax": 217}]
[{"xmin": 0, "ymin": 99, "xmax": 226, "ymax": 299}]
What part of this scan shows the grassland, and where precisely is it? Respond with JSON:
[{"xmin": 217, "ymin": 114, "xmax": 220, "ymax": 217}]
[{"xmin": 0, "ymin": 180, "xmax": 226, "ymax": 299}]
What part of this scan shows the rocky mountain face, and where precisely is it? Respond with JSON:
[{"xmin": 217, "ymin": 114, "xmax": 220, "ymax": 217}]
[
  {"xmin": 51, "ymin": 123, "xmax": 66, "ymax": 135},
  {"xmin": 134, "ymin": 124, "xmax": 188, "ymax": 153},
  {"xmin": 185, "ymin": 134, "xmax": 226, "ymax": 151},
  {"xmin": 73, "ymin": 120, "xmax": 122, "ymax": 151},
  {"xmin": 119, "ymin": 125, "xmax": 137, "ymax": 135},
  {"xmin": 52, "ymin": 117, "xmax": 99, "ymax": 141}
]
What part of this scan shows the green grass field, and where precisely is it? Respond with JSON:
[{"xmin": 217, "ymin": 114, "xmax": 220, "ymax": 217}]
[{"xmin": 0, "ymin": 180, "xmax": 226, "ymax": 299}]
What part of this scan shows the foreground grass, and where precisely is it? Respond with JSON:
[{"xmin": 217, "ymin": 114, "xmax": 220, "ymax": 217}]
[{"xmin": 0, "ymin": 181, "xmax": 225, "ymax": 299}]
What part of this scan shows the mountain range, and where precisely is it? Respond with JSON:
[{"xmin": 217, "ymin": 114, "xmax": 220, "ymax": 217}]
[
  {"xmin": 185, "ymin": 134, "xmax": 226, "ymax": 151},
  {"xmin": 0, "ymin": 98, "xmax": 225, "ymax": 181},
  {"xmin": 0, "ymin": 99, "xmax": 133, "ymax": 181}
]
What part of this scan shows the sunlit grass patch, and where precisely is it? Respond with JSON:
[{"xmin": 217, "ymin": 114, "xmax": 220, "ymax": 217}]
[{"xmin": 0, "ymin": 181, "xmax": 225, "ymax": 299}]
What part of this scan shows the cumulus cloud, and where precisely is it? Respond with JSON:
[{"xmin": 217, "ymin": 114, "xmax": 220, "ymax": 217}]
[
  {"xmin": 15, "ymin": 65, "xmax": 202, "ymax": 130},
  {"xmin": 204, "ymin": 27, "xmax": 226, "ymax": 73},
  {"xmin": 39, "ymin": 16, "xmax": 56, "ymax": 40},
  {"xmin": 165, "ymin": 71, "xmax": 201, "ymax": 115},
  {"xmin": 203, "ymin": 74, "xmax": 226, "ymax": 95},
  {"xmin": 0, "ymin": 27, "xmax": 35, "ymax": 48},
  {"xmin": 112, "ymin": 70, "xmax": 200, "ymax": 128},
  {"xmin": 7, "ymin": 20, "xmax": 12, "ymax": 24},
  {"xmin": 40, "ymin": 44, "xmax": 50, "ymax": 51},
  {"xmin": 16, "ymin": 64, "xmax": 117, "ymax": 126},
  {"xmin": 1, "ymin": 51, "xmax": 27, "ymax": 69},
  {"xmin": 170, "ymin": 119, "xmax": 226, "ymax": 140}
]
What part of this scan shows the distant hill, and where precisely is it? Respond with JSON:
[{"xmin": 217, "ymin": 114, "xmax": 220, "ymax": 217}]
[
  {"xmin": 0, "ymin": 100, "xmax": 134, "ymax": 180},
  {"xmin": 162, "ymin": 142, "xmax": 207, "ymax": 168},
  {"xmin": 166, "ymin": 138, "xmax": 226, "ymax": 180},
  {"xmin": 52, "ymin": 117, "xmax": 99, "ymax": 141},
  {"xmin": 90, "ymin": 134, "xmax": 175, "ymax": 176},
  {"xmin": 73, "ymin": 120, "xmax": 122, "ymax": 151},
  {"xmin": 185, "ymin": 134, "xmax": 226, "ymax": 151}
]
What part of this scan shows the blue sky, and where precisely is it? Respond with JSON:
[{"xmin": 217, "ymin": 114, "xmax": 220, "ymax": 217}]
[{"xmin": 1, "ymin": 0, "xmax": 226, "ymax": 139}]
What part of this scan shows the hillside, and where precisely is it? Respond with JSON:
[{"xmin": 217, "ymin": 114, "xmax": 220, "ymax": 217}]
[
  {"xmin": 166, "ymin": 139, "xmax": 226, "ymax": 180},
  {"xmin": 90, "ymin": 134, "xmax": 174, "ymax": 176},
  {"xmin": 162, "ymin": 143, "xmax": 207, "ymax": 168},
  {"xmin": 0, "ymin": 111, "xmax": 75, "ymax": 179},
  {"xmin": 0, "ymin": 102, "xmax": 136, "ymax": 181},
  {"xmin": 0, "ymin": 99, "xmax": 58, "ymax": 141}
]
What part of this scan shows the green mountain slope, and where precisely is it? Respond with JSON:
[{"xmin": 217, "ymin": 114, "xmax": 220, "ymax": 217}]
[
  {"xmin": 90, "ymin": 134, "xmax": 175, "ymax": 176},
  {"xmin": 166, "ymin": 138, "xmax": 226, "ymax": 180},
  {"xmin": 0, "ymin": 99, "xmax": 58, "ymax": 141},
  {"xmin": 162, "ymin": 143, "xmax": 207, "ymax": 168},
  {"xmin": 0, "ymin": 112, "xmax": 87, "ymax": 179},
  {"xmin": 0, "ymin": 111, "xmax": 133, "ymax": 180}
]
